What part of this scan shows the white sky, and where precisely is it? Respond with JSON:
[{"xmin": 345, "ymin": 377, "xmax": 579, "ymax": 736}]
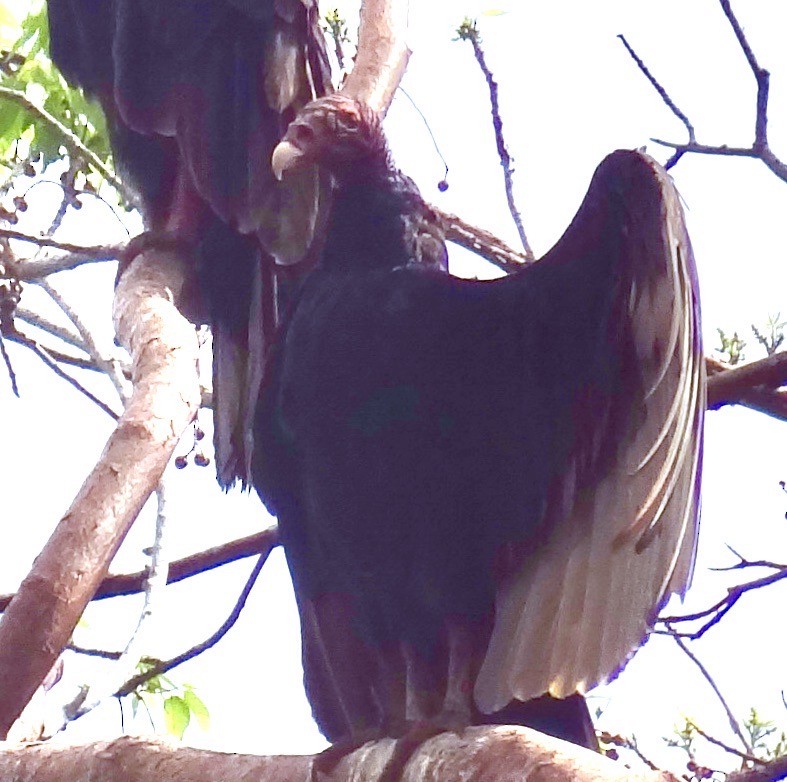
[{"xmin": 2, "ymin": 0, "xmax": 787, "ymax": 775}]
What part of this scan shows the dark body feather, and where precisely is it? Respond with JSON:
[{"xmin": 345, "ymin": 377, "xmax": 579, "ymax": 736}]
[
  {"xmin": 47, "ymin": 0, "xmax": 331, "ymax": 485},
  {"xmin": 255, "ymin": 115, "xmax": 703, "ymax": 749}
]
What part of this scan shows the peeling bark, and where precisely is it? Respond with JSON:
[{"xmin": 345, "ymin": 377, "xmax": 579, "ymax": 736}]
[
  {"xmin": 0, "ymin": 250, "xmax": 201, "ymax": 739},
  {"xmin": 0, "ymin": 728, "xmax": 678, "ymax": 782},
  {"xmin": 342, "ymin": 0, "xmax": 410, "ymax": 115}
]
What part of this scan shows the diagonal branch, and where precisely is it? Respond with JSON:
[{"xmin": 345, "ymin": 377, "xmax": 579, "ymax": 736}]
[
  {"xmin": 340, "ymin": 0, "xmax": 410, "ymax": 116},
  {"xmin": 621, "ymin": 1, "xmax": 787, "ymax": 181},
  {"xmin": 618, "ymin": 34, "xmax": 695, "ymax": 146},
  {"xmin": 63, "ymin": 481, "xmax": 175, "ymax": 728},
  {"xmin": 0, "ymin": 528, "xmax": 278, "ymax": 613},
  {"xmin": 457, "ymin": 20, "xmax": 534, "ymax": 260},
  {"xmin": 663, "ymin": 630, "xmax": 752, "ymax": 753},
  {"xmin": 10, "ymin": 332, "xmax": 120, "ymax": 419},
  {"xmin": 0, "ymin": 247, "xmax": 201, "ymax": 739},
  {"xmin": 116, "ymin": 545, "xmax": 272, "ymax": 699},
  {"xmin": 435, "ymin": 206, "xmax": 528, "ymax": 272}
]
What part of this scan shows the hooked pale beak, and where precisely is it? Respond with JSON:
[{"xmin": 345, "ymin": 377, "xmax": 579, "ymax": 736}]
[{"xmin": 271, "ymin": 140, "xmax": 305, "ymax": 181}]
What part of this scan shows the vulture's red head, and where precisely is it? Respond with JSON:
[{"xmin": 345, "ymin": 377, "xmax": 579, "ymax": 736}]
[{"xmin": 272, "ymin": 94, "xmax": 389, "ymax": 181}]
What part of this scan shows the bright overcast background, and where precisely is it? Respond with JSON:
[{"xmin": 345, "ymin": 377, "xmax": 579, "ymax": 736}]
[{"xmin": 1, "ymin": 0, "xmax": 787, "ymax": 776}]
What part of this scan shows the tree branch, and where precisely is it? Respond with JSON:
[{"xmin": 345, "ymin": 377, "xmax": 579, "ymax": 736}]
[
  {"xmin": 0, "ymin": 227, "xmax": 121, "ymax": 279},
  {"xmin": 8, "ymin": 331, "xmax": 121, "ymax": 418},
  {"xmin": 116, "ymin": 545, "xmax": 271, "ymax": 698},
  {"xmin": 65, "ymin": 482, "xmax": 175, "ymax": 727},
  {"xmin": 341, "ymin": 0, "xmax": 410, "ymax": 116},
  {"xmin": 435, "ymin": 206, "xmax": 528, "ymax": 272},
  {"xmin": 688, "ymin": 721, "xmax": 765, "ymax": 767},
  {"xmin": 457, "ymin": 20, "xmax": 534, "ymax": 260},
  {"xmin": 0, "ymin": 247, "xmax": 201, "ymax": 739},
  {"xmin": 36, "ymin": 277, "xmax": 128, "ymax": 399},
  {"xmin": 662, "ymin": 630, "xmax": 751, "ymax": 752},
  {"xmin": 706, "ymin": 353, "xmax": 787, "ymax": 419},
  {"xmin": 657, "ymin": 559, "xmax": 787, "ymax": 640},
  {"xmin": 618, "ymin": 35, "xmax": 695, "ymax": 144},
  {"xmin": 0, "ymin": 527, "xmax": 279, "ymax": 612},
  {"xmin": 0, "ymin": 728, "xmax": 678, "ymax": 782},
  {"xmin": 622, "ymin": 0, "xmax": 787, "ymax": 181}
]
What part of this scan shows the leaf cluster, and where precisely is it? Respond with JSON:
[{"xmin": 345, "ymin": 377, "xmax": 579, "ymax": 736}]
[
  {"xmin": 129, "ymin": 661, "xmax": 210, "ymax": 741},
  {"xmin": 0, "ymin": 1, "xmax": 113, "ymax": 194}
]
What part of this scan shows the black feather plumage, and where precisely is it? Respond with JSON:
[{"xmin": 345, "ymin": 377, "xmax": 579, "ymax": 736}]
[
  {"xmin": 46, "ymin": 0, "xmax": 332, "ymax": 486},
  {"xmin": 255, "ymin": 96, "xmax": 703, "ymax": 749}
]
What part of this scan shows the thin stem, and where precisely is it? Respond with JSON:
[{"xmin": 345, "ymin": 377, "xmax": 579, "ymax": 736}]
[
  {"xmin": 116, "ymin": 549, "xmax": 272, "ymax": 698},
  {"xmin": 618, "ymin": 35, "xmax": 695, "ymax": 144},
  {"xmin": 457, "ymin": 21, "xmax": 533, "ymax": 260},
  {"xmin": 666, "ymin": 629, "xmax": 752, "ymax": 752}
]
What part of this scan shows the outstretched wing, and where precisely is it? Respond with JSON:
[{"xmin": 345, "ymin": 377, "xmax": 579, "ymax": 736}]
[{"xmin": 475, "ymin": 150, "xmax": 704, "ymax": 713}]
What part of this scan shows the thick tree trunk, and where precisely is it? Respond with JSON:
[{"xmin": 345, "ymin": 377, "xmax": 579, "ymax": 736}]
[{"xmin": 0, "ymin": 249, "xmax": 201, "ymax": 738}]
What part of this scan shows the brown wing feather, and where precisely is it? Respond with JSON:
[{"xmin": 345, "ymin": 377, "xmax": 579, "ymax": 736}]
[{"xmin": 474, "ymin": 151, "xmax": 704, "ymax": 712}]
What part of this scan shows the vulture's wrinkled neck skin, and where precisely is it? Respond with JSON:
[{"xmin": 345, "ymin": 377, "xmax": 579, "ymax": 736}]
[{"xmin": 320, "ymin": 148, "xmax": 421, "ymax": 273}]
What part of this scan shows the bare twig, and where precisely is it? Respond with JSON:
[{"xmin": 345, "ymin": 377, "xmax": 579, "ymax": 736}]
[
  {"xmin": 618, "ymin": 34, "xmax": 695, "ymax": 162},
  {"xmin": 13, "ymin": 334, "xmax": 120, "ymax": 419},
  {"xmin": 0, "ymin": 333, "xmax": 19, "ymax": 396},
  {"xmin": 0, "ymin": 227, "xmax": 122, "ymax": 278},
  {"xmin": 15, "ymin": 306, "xmax": 87, "ymax": 353},
  {"xmin": 688, "ymin": 721, "xmax": 765, "ymax": 766},
  {"xmin": 658, "ymin": 564, "xmax": 787, "ymax": 639},
  {"xmin": 5, "ymin": 328, "xmax": 108, "ymax": 373},
  {"xmin": 457, "ymin": 19, "xmax": 534, "ymax": 260},
  {"xmin": 36, "ymin": 278, "xmax": 128, "ymax": 399},
  {"xmin": 663, "ymin": 629, "xmax": 752, "ymax": 752},
  {"xmin": 116, "ymin": 547, "xmax": 271, "ymax": 698},
  {"xmin": 718, "ymin": 0, "xmax": 769, "ymax": 148},
  {"xmin": 67, "ymin": 645, "xmax": 123, "ymax": 660},
  {"xmin": 650, "ymin": 139, "xmax": 787, "ymax": 183},
  {"xmin": 324, "ymin": 8, "xmax": 349, "ymax": 73},
  {"xmin": 623, "ymin": 0, "xmax": 787, "ymax": 181}
]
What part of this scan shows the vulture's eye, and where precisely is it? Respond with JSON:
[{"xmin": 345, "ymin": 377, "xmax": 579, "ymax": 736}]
[
  {"xmin": 335, "ymin": 112, "xmax": 360, "ymax": 132},
  {"xmin": 291, "ymin": 123, "xmax": 316, "ymax": 146}
]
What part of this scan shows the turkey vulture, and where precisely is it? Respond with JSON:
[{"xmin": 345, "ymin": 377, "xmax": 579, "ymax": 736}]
[
  {"xmin": 254, "ymin": 95, "xmax": 704, "ymax": 749},
  {"xmin": 46, "ymin": 0, "xmax": 332, "ymax": 486}
]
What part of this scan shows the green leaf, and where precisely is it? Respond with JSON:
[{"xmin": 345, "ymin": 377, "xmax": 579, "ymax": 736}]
[
  {"xmin": 0, "ymin": 98, "xmax": 25, "ymax": 142},
  {"xmin": 163, "ymin": 696, "xmax": 191, "ymax": 740},
  {"xmin": 183, "ymin": 688, "xmax": 210, "ymax": 731},
  {"xmin": 15, "ymin": 1, "xmax": 47, "ymax": 57}
]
